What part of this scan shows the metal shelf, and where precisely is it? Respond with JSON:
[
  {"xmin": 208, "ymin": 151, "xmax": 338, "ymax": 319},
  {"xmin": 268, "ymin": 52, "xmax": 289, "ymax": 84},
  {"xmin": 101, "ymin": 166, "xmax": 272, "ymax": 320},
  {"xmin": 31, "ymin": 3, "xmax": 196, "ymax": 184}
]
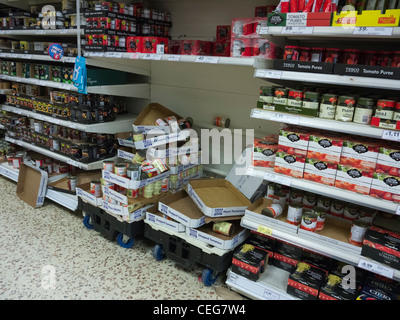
[
  {"xmin": 0, "ymin": 52, "xmax": 76, "ymax": 63},
  {"xmin": 1, "ymin": 105, "xmax": 138, "ymax": 134},
  {"xmin": 4, "ymin": 136, "xmax": 113, "ymax": 170},
  {"xmin": 250, "ymin": 108, "xmax": 387, "ymax": 139},
  {"xmin": 0, "ymin": 74, "xmax": 77, "ymax": 91},
  {"xmin": 0, "ymin": 29, "xmax": 83, "ymax": 36},
  {"xmin": 226, "ymin": 267, "xmax": 297, "ymax": 300},
  {"xmin": 254, "ymin": 68, "xmax": 400, "ymax": 90},
  {"xmin": 247, "ymin": 166, "xmax": 400, "ymax": 215}
]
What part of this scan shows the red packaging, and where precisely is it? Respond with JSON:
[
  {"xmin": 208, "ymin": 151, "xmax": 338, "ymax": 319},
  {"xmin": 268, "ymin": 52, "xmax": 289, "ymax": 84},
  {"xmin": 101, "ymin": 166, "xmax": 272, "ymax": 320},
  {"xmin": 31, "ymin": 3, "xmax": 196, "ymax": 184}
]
[
  {"xmin": 342, "ymin": 49, "xmax": 360, "ymax": 65},
  {"xmin": 323, "ymin": 0, "xmax": 332, "ymax": 11},
  {"xmin": 100, "ymin": 34, "xmax": 109, "ymax": 46},
  {"xmin": 299, "ymin": 0, "xmax": 306, "ymax": 11},
  {"xmin": 253, "ymin": 39, "xmax": 277, "ymax": 59},
  {"xmin": 180, "ymin": 40, "xmax": 210, "ymax": 55},
  {"xmin": 231, "ymin": 38, "xmax": 253, "ymax": 57},
  {"xmin": 110, "ymin": 35, "xmax": 119, "ymax": 47},
  {"xmin": 216, "ymin": 25, "xmax": 231, "ymax": 42},
  {"xmin": 361, "ymin": 51, "xmax": 378, "ymax": 66},
  {"xmin": 392, "ymin": 51, "xmax": 400, "ymax": 67},
  {"xmin": 99, "ymin": 17, "xmax": 111, "ymax": 29},
  {"xmin": 314, "ymin": 0, "xmax": 325, "ymax": 12},
  {"xmin": 255, "ymin": 6, "xmax": 268, "ymax": 17},
  {"xmin": 324, "ymin": 48, "xmax": 341, "ymax": 63},
  {"xmin": 86, "ymin": 34, "xmax": 93, "ymax": 45},
  {"xmin": 142, "ymin": 37, "xmax": 169, "ymax": 54},
  {"xmin": 126, "ymin": 36, "xmax": 143, "ymax": 52},
  {"xmin": 101, "ymin": 1, "xmax": 113, "ymax": 11},
  {"xmin": 281, "ymin": 0, "xmax": 290, "ymax": 13},
  {"xmin": 120, "ymin": 20, "xmax": 127, "ymax": 31},
  {"xmin": 283, "ymin": 45, "xmax": 300, "ymax": 60},
  {"xmin": 202, "ymin": 41, "xmax": 214, "ymax": 56},
  {"xmin": 303, "ymin": 0, "xmax": 315, "ymax": 12},
  {"xmin": 231, "ymin": 18, "xmax": 258, "ymax": 38},
  {"xmin": 290, "ymin": 0, "xmax": 298, "ymax": 13},
  {"xmin": 377, "ymin": 51, "xmax": 392, "ymax": 67},
  {"xmin": 111, "ymin": 18, "xmax": 120, "ymax": 30},
  {"xmin": 168, "ymin": 40, "xmax": 181, "ymax": 54},
  {"xmin": 299, "ymin": 47, "xmax": 311, "ymax": 61},
  {"xmin": 213, "ymin": 42, "xmax": 230, "ymax": 56}
]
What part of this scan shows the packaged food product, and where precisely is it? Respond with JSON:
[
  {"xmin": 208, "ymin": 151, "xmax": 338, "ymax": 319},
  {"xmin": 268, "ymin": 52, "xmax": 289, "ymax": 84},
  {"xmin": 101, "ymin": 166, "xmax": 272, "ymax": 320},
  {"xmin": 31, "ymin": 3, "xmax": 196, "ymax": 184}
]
[
  {"xmin": 299, "ymin": 47, "xmax": 311, "ymax": 61},
  {"xmin": 342, "ymin": 49, "xmax": 360, "ymax": 65},
  {"xmin": 310, "ymin": 47, "xmax": 325, "ymax": 62},
  {"xmin": 324, "ymin": 48, "xmax": 341, "ymax": 63},
  {"xmin": 353, "ymin": 97, "xmax": 375, "ymax": 125},
  {"xmin": 335, "ymin": 95, "xmax": 356, "ymax": 122},
  {"xmin": 283, "ymin": 45, "xmax": 300, "ymax": 61}
]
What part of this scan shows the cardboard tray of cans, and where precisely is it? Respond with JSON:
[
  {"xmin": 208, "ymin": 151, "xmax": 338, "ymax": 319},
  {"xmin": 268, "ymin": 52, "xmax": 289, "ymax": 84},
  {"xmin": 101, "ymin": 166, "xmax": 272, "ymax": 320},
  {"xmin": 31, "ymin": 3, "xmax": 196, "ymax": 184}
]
[
  {"xmin": 76, "ymin": 182, "xmax": 103, "ymax": 206},
  {"xmin": 146, "ymin": 205, "xmax": 186, "ymax": 233}
]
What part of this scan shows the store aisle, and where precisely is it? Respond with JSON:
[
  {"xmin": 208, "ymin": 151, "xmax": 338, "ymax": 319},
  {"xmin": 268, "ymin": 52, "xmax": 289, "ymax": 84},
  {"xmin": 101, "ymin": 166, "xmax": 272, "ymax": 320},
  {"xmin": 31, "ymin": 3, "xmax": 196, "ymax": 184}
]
[{"xmin": 0, "ymin": 176, "xmax": 241, "ymax": 300}]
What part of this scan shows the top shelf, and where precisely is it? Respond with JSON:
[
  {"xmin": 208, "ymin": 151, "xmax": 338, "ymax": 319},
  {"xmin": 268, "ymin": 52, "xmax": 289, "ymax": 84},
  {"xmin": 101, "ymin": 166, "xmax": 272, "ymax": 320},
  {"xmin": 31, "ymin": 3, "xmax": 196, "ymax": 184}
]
[{"xmin": 0, "ymin": 28, "xmax": 83, "ymax": 37}]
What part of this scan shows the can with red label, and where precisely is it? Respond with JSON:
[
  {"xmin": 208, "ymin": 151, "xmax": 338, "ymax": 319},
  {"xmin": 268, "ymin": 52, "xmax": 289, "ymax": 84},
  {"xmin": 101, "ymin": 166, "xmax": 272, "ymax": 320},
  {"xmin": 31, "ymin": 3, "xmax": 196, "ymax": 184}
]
[
  {"xmin": 349, "ymin": 221, "xmax": 368, "ymax": 246},
  {"xmin": 287, "ymin": 202, "xmax": 303, "ymax": 226},
  {"xmin": 300, "ymin": 210, "xmax": 317, "ymax": 232},
  {"xmin": 314, "ymin": 206, "xmax": 327, "ymax": 231},
  {"xmin": 261, "ymin": 203, "xmax": 283, "ymax": 219},
  {"xmin": 213, "ymin": 116, "xmax": 230, "ymax": 128},
  {"xmin": 99, "ymin": 17, "xmax": 111, "ymax": 29},
  {"xmin": 90, "ymin": 180, "xmax": 101, "ymax": 197}
]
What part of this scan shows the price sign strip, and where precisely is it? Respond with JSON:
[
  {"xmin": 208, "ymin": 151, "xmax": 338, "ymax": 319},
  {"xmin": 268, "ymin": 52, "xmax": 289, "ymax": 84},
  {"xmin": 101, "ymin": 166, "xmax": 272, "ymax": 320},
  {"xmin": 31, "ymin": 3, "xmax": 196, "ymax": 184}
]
[
  {"xmin": 358, "ymin": 258, "xmax": 394, "ymax": 279},
  {"xmin": 353, "ymin": 27, "xmax": 393, "ymax": 36}
]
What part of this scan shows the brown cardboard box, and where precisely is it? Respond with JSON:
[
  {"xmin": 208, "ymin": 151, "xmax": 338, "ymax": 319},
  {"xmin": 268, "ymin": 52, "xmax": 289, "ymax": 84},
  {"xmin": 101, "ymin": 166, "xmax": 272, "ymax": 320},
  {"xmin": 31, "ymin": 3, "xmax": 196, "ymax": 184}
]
[{"xmin": 17, "ymin": 164, "xmax": 48, "ymax": 208}]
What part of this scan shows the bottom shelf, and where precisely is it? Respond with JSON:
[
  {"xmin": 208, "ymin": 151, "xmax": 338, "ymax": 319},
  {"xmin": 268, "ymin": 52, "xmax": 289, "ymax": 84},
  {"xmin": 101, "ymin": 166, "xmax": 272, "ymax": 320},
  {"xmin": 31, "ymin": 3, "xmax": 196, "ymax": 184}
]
[{"xmin": 226, "ymin": 266, "xmax": 298, "ymax": 300}]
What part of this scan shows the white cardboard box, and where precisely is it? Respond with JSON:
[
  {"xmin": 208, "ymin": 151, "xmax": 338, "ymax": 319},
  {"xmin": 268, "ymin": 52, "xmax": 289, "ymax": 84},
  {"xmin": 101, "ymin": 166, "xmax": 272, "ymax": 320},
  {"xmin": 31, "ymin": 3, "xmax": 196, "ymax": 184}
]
[{"xmin": 145, "ymin": 206, "xmax": 186, "ymax": 233}]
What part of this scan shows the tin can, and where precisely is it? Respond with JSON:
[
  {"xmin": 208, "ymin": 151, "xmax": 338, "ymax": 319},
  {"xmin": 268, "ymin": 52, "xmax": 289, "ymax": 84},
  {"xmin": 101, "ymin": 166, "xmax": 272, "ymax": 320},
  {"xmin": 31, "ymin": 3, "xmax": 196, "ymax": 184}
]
[
  {"xmin": 90, "ymin": 180, "xmax": 101, "ymax": 197},
  {"xmin": 213, "ymin": 221, "xmax": 234, "ymax": 236},
  {"xmin": 349, "ymin": 221, "xmax": 368, "ymax": 246},
  {"xmin": 155, "ymin": 118, "xmax": 168, "ymax": 126},
  {"xmin": 317, "ymin": 196, "xmax": 331, "ymax": 212},
  {"xmin": 287, "ymin": 202, "xmax": 303, "ymax": 226},
  {"xmin": 153, "ymin": 179, "xmax": 162, "ymax": 196},
  {"xmin": 302, "ymin": 192, "xmax": 317, "ymax": 208},
  {"xmin": 324, "ymin": 48, "xmax": 341, "ymax": 63},
  {"xmin": 310, "ymin": 47, "xmax": 325, "ymax": 62},
  {"xmin": 114, "ymin": 163, "xmax": 127, "ymax": 177},
  {"xmin": 259, "ymin": 86, "xmax": 276, "ymax": 105},
  {"xmin": 314, "ymin": 206, "xmax": 327, "ymax": 231},
  {"xmin": 132, "ymin": 150, "xmax": 146, "ymax": 164},
  {"xmin": 12, "ymin": 155, "xmax": 23, "ymax": 169},
  {"xmin": 103, "ymin": 160, "xmax": 114, "ymax": 172},
  {"xmin": 127, "ymin": 163, "xmax": 141, "ymax": 181},
  {"xmin": 283, "ymin": 45, "xmax": 300, "ymax": 60},
  {"xmin": 152, "ymin": 159, "xmax": 168, "ymax": 173},
  {"xmin": 357, "ymin": 208, "xmax": 376, "ymax": 225},
  {"xmin": 161, "ymin": 178, "xmax": 169, "ymax": 192},
  {"xmin": 375, "ymin": 99, "xmax": 395, "ymax": 120},
  {"xmin": 169, "ymin": 174, "xmax": 178, "ymax": 189},
  {"xmin": 298, "ymin": 47, "xmax": 311, "ymax": 61},
  {"xmin": 342, "ymin": 49, "xmax": 360, "ymax": 64},
  {"xmin": 213, "ymin": 116, "xmax": 230, "ymax": 128},
  {"xmin": 343, "ymin": 203, "xmax": 359, "ymax": 221},
  {"xmin": 68, "ymin": 176, "xmax": 77, "ymax": 191},
  {"xmin": 273, "ymin": 191, "xmax": 287, "ymax": 208},
  {"xmin": 266, "ymin": 183, "xmax": 276, "ymax": 199},
  {"xmin": 274, "ymin": 88, "xmax": 289, "ymax": 106},
  {"xmin": 287, "ymin": 89, "xmax": 303, "ymax": 107},
  {"xmin": 143, "ymin": 182, "xmax": 154, "ymax": 199},
  {"xmin": 300, "ymin": 210, "xmax": 317, "ymax": 232},
  {"xmin": 330, "ymin": 199, "xmax": 345, "ymax": 217},
  {"xmin": 289, "ymin": 188, "xmax": 303, "ymax": 203},
  {"xmin": 133, "ymin": 133, "xmax": 144, "ymax": 142},
  {"xmin": 302, "ymin": 91, "xmax": 320, "ymax": 110},
  {"xmin": 126, "ymin": 188, "xmax": 139, "ymax": 198},
  {"xmin": 261, "ymin": 203, "xmax": 283, "ymax": 219}
]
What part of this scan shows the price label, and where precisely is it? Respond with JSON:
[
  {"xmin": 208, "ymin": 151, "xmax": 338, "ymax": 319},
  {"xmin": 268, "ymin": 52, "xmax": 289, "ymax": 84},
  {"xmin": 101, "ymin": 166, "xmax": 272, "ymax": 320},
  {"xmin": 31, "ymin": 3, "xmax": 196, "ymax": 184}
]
[
  {"xmin": 254, "ymin": 69, "xmax": 266, "ymax": 77},
  {"xmin": 358, "ymin": 258, "xmax": 394, "ymax": 279},
  {"xmin": 35, "ymin": 29, "xmax": 47, "ymax": 35},
  {"xmin": 142, "ymin": 53, "xmax": 163, "ymax": 60},
  {"xmin": 353, "ymin": 27, "xmax": 393, "ymax": 36},
  {"xmin": 281, "ymin": 26, "xmax": 314, "ymax": 34},
  {"xmin": 195, "ymin": 56, "xmax": 220, "ymax": 64},
  {"xmin": 257, "ymin": 225, "xmax": 273, "ymax": 236},
  {"xmin": 88, "ymin": 52, "xmax": 104, "ymax": 57},
  {"xmin": 382, "ymin": 130, "xmax": 400, "ymax": 142},
  {"xmin": 258, "ymin": 26, "xmax": 269, "ymax": 35},
  {"xmin": 59, "ymin": 29, "xmax": 68, "ymax": 34},
  {"xmin": 396, "ymin": 205, "xmax": 400, "ymax": 216},
  {"xmin": 263, "ymin": 289, "xmax": 280, "ymax": 300},
  {"xmin": 168, "ymin": 55, "xmax": 181, "ymax": 61},
  {"xmin": 265, "ymin": 70, "xmax": 282, "ymax": 79},
  {"xmin": 263, "ymin": 171, "xmax": 292, "ymax": 186},
  {"xmin": 270, "ymin": 112, "xmax": 300, "ymax": 125},
  {"xmin": 130, "ymin": 52, "xmax": 140, "ymax": 59},
  {"xmin": 105, "ymin": 52, "xmax": 123, "ymax": 58}
]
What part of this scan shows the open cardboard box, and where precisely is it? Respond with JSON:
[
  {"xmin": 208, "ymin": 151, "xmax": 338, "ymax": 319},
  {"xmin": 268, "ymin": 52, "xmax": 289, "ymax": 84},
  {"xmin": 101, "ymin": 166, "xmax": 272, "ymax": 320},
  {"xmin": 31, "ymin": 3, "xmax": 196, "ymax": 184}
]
[
  {"xmin": 146, "ymin": 205, "xmax": 186, "ymax": 233},
  {"xmin": 76, "ymin": 181, "xmax": 102, "ymax": 207},
  {"xmin": 49, "ymin": 170, "xmax": 102, "ymax": 195},
  {"xmin": 298, "ymin": 215, "xmax": 362, "ymax": 254},
  {"xmin": 17, "ymin": 164, "xmax": 48, "ymax": 208},
  {"xmin": 185, "ymin": 220, "xmax": 249, "ymax": 250},
  {"xmin": 133, "ymin": 102, "xmax": 182, "ymax": 134},
  {"xmin": 187, "ymin": 179, "xmax": 251, "ymax": 217},
  {"xmin": 245, "ymin": 197, "xmax": 298, "ymax": 233}
]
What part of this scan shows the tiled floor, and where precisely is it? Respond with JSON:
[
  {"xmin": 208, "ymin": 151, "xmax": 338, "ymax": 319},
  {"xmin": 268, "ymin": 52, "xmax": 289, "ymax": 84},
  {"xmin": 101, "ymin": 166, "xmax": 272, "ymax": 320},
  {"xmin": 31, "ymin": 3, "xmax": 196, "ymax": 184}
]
[{"xmin": 0, "ymin": 176, "xmax": 244, "ymax": 300}]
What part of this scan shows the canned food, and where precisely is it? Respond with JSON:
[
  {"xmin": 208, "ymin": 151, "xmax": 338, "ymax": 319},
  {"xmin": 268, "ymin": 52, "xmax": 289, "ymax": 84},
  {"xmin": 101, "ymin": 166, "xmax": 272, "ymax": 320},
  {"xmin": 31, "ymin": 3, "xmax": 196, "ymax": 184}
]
[
  {"xmin": 90, "ymin": 180, "xmax": 101, "ymax": 197},
  {"xmin": 132, "ymin": 133, "xmax": 144, "ymax": 142},
  {"xmin": 143, "ymin": 182, "xmax": 154, "ymax": 199},
  {"xmin": 261, "ymin": 203, "xmax": 283, "ymax": 219},
  {"xmin": 161, "ymin": 178, "xmax": 169, "ymax": 192},
  {"xmin": 302, "ymin": 192, "xmax": 317, "ymax": 208},
  {"xmin": 103, "ymin": 160, "xmax": 114, "ymax": 172},
  {"xmin": 114, "ymin": 163, "xmax": 127, "ymax": 177},
  {"xmin": 330, "ymin": 199, "xmax": 345, "ymax": 217},
  {"xmin": 300, "ymin": 210, "xmax": 317, "ymax": 232},
  {"xmin": 342, "ymin": 49, "xmax": 360, "ymax": 65},
  {"xmin": 314, "ymin": 206, "xmax": 327, "ymax": 231},
  {"xmin": 343, "ymin": 204, "xmax": 358, "ymax": 221},
  {"xmin": 289, "ymin": 188, "xmax": 303, "ymax": 203},
  {"xmin": 287, "ymin": 89, "xmax": 303, "ymax": 107},
  {"xmin": 273, "ymin": 191, "xmax": 287, "ymax": 208},
  {"xmin": 155, "ymin": 118, "xmax": 168, "ymax": 126},
  {"xmin": 68, "ymin": 176, "xmax": 77, "ymax": 191},
  {"xmin": 302, "ymin": 91, "xmax": 320, "ymax": 110},
  {"xmin": 317, "ymin": 196, "xmax": 331, "ymax": 211},
  {"xmin": 361, "ymin": 51, "xmax": 378, "ymax": 66},
  {"xmin": 298, "ymin": 47, "xmax": 311, "ymax": 61},
  {"xmin": 212, "ymin": 221, "xmax": 234, "ymax": 236},
  {"xmin": 349, "ymin": 221, "xmax": 368, "ymax": 246},
  {"xmin": 274, "ymin": 88, "xmax": 289, "ymax": 106},
  {"xmin": 126, "ymin": 188, "xmax": 139, "ymax": 198},
  {"xmin": 357, "ymin": 208, "xmax": 376, "ymax": 224},
  {"xmin": 283, "ymin": 45, "xmax": 299, "ymax": 61},
  {"xmin": 213, "ymin": 116, "xmax": 230, "ymax": 128},
  {"xmin": 324, "ymin": 48, "xmax": 341, "ymax": 63},
  {"xmin": 287, "ymin": 202, "xmax": 303, "ymax": 226},
  {"xmin": 127, "ymin": 163, "xmax": 141, "ymax": 181}
]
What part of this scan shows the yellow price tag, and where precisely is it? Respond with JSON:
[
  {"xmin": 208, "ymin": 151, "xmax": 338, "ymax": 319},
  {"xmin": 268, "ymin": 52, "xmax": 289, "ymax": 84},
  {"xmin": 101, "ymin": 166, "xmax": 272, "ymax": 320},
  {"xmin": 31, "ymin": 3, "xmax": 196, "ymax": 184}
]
[{"xmin": 257, "ymin": 225, "xmax": 272, "ymax": 236}]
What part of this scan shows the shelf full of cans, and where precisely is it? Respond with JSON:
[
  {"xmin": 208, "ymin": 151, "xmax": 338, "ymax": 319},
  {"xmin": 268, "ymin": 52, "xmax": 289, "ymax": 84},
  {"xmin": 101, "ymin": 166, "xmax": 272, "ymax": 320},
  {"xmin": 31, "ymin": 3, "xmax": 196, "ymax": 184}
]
[
  {"xmin": 6, "ymin": 82, "xmax": 126, "ymax": 124},
  {"xmin": 0, "ymin": 108, "xmax": 117, "ymax": 165},
  {"xmin": 257, "ymin": 85, "xmax": 400, "ymax": 130},
  {"xmin": 83, "ymin": 2, "xmax": 172, "ymax": 53}
]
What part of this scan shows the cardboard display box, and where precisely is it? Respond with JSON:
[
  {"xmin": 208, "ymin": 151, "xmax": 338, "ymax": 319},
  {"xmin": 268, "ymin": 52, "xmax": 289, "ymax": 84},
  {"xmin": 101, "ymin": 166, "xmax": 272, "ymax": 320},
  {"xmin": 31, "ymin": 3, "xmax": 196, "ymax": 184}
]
[
  {"xmin": 304, "ymin": 158, "xmax": 338, "ymax": 186},
  {"xmin": 231, "ymin": 243, "xmax": 269, "ymax": 281},
  {"xmin": 76, "ymin": 182, "xmax": 102, "ymax": 207},
  {"xmin": 274, "ymin": 151, "xmax": 306, "ymax": 179},
  {"xmin": 340, "ymin": 139, "xmax": 379, "ymax": 171},
  {"xmin": 266, "ymin": 12, "xmax": 332, "ymax": 26},
  {"xmin": 273, "ymin": 239, "xmax": 303, "ymax": 272},
  {"xmin": 158, "ymin": 190, "xmax": 206, "ymax": 228},
  {"xmin": 376, "ymin": 146, "xmax": 400, "ymax": 177},
  {"xmin": 331, "ymin": 9, "xmax": 400, "ymax": 27},
  {"xmin": 334, "ymin": 164, "xmax": 373, "ymax": 195},
  {"xmin": 185, "ymin": 220, "xmax": 249, "ymax": 250},
  {"xmin": 273, "ymin": 60, "xmax": 334, "ymax": 74},
  {"xmin": 145, "ymin": 205, "xmax": 186, "ymax": 233},
  {"xmin": 371, "ymin": 117, "xmax": 400, "ymax": 131},
  {"xmin": 357, "ymin": 275, "xmax": 400, "ymax": 300},
  {"xmin": 49, "ymin": 170, "xmax": 101, "ymax": 195},
  {"xmin": 17, "ymin": 164, "xmax": 48, "ymax": 208},
  {"xmin": 187, "ymin": 179, "xmax": 251, "ymax": 217},
  {"xmin": 370, "ymin": 172, "xmax": 400, "ymax": 202}
]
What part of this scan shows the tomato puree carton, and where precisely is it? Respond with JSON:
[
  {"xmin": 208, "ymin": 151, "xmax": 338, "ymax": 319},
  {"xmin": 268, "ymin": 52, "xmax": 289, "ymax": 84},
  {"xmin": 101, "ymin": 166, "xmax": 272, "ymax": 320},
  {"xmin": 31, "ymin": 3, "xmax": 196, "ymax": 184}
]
[
  {"xmin": 253, "ymin": 136, "xmax": 279, "ymax": 168},
  {"xmin": 335, "ymin": 164, "xmax": 373, "ymax": 195},
  {"xmin": 370, "ymin": 172, "xmax": 400, "ymax": 203},
  {"xmin": 376, "ymin": 146, "xmax": 400, "ymax": 177},
  {"xmin": 307, "ymin": 132, "xmax": 343, "ymax": 164},
  {"xmin": 274, "ymin": 151, "xmax": 306, "ymax": 179},
  {"xmin": 278, "ymin": 127, "xmax": 310, "ymax": 155},
  {"xmin": 304, "ymin": 158, "xmax": 338, "ymax": 186},
  {"xmin": 340, "ymin": 138, "xmax": 379, "ymax": 171}
]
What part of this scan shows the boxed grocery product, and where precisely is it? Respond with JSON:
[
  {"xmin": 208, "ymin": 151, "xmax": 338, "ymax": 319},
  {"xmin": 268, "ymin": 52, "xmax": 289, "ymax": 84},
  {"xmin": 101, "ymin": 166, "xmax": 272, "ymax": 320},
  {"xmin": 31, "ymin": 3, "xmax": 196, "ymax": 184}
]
[
  {"xmin": 361, "ymin": 225, "xmax": 400, "ymax": 270},
  {"xmin": 252, "ymin": 137, "xmax": 279, "ymax": 168},
  {"xmin": 216, "ymin": 25, "xmax": 231, "ymax": 42},
  {"xmin": 213, "ymin": 41, "xmax": 230, "ymax": 57},
  {"xmin": 307, "ymin": 132, "xmax": 343, "ymax": 164},
  {"xmin": 187, "ymin": 179, "xmax": 251, "ymax": 217},
  {"xmin": 334, "ymin": 164, "xmax": 373, "ymax": 195},
  {"xmin": 231, "ymin": 243, "xmax": 269, "ymax": 281},
  {"xmin": 340, "ymin": 138, "xmax": 379, "ymax": 171},
  {"xmin": 304, "ymin": 157, "xmax": 338, "ymax": 186},
  {"xmin": 273, "ymin": 240, "xmax": 303, "ymax": 272},
  {"xmin": 357, "ymin": 275, "xmax": 400, "ymax": 300},
  {"xmin": 376, "ymin": 146, "xmax": 400, "ymax": 177},
  {"xmin": 230, "ymin": 38, "xmax": 253, "ymax": 57},
  {"xmin": 266, "ymin": 12, "xmax": 332, "ymax": 27},
  {"xmin": 274, "ymin": 151, "xmax": 306, "ymax": 179},
  {"xmin": 168, "ymin": 40, "xmax": 181, "ymax": 54},
  {"xmin": 17, "ymin": 164, "xmax": 48, "ymax": 208},
  {"xmin": 370, "ymin": 172, "xmax": 400, "ymax": 202},
  {"xmin": 287, "ymin": 261, "xmax": 328, "ymax": 300},
  {"xmin": 180, "ymin": 40, "xmax": 212, "ymax": 56},
  {"xmin": 302, "ymin": 249, "xmax": 333, "ymax": 271},
  {"xmin": 252, "ymin": 38, "xmax": 277, "ymax": 59},
  {"xmin": 142, "ymin": 37, "xmax": 169, "ymax": 54},
  {"xmin": 246, "ymin": 232, "xmax": 276, "ymax": 265},
  {"xmin": 145, "ymin": 205, "xmax": 186, "ymax": 233},
  {"xmin": 331, "ymin": 10, "xmax": 400, "ymax": 27},
  {"xmin": 231, "ymin": 18, "xmax": 259, "ymax": 38},
  {"xmin": 126, "ymin": 36, "xmax": 143, "ymax": 52},
  {"xmin": 278, "ymin": 127, "xmax": 310, "ymax": 154}
]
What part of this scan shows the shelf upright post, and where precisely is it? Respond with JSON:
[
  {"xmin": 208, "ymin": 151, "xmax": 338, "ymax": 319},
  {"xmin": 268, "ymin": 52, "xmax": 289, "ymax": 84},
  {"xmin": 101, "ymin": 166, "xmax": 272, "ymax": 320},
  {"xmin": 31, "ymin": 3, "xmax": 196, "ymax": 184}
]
[{"xmin": 76, "ymin": 0, "xmax": 81, "ymax": 57}]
